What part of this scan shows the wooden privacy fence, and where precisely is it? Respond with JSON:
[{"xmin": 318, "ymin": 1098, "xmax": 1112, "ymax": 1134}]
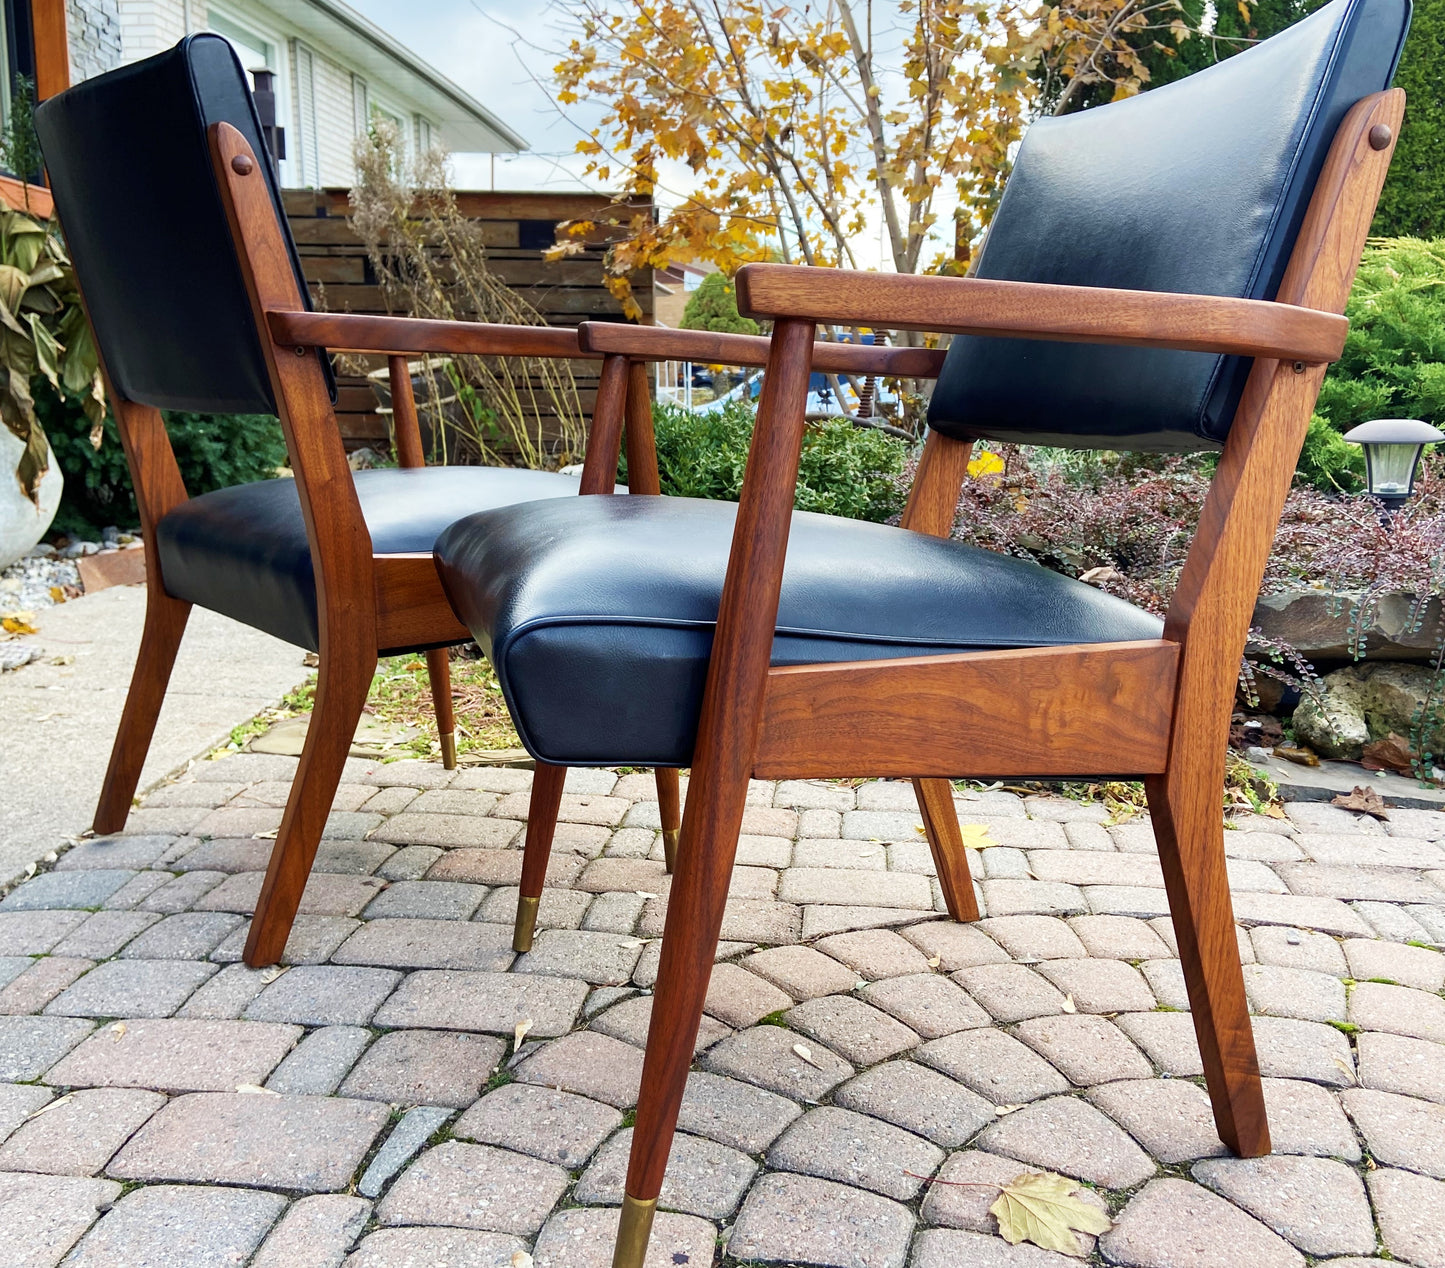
[{"xmin": 282, "ymin": 189, "xmax": 653, "ymax": 456}]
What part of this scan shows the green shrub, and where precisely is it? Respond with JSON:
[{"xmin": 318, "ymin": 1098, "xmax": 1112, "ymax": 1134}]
[
  {"xmin": 39, "ymin": 385, "xmax": 287, "ymax": 537},
  {"xmin": 1295, "ymin": 414, "xmax": 1364, "ymax": 493},
  {"xmin": 680, "ymin": 272, "xmax": 759, "ymax": 336},
  {"xmin": 636, "ymin": 399, "xmax": 907, "ymax": 522}
]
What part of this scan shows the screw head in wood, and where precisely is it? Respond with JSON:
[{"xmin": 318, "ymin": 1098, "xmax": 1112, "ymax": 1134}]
[
  {"xmin": 231, "ymin": 154, "xmax": 255, "ymax": 175},
  {"xmin": 1369, "ymin": 124, "xmax": 1393, "ymax": 151}
]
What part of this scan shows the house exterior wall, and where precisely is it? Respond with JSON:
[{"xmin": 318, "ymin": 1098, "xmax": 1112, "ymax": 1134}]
[{"xmin": 66, "ymin": 0, "xmax": 124, "ymax": 82}]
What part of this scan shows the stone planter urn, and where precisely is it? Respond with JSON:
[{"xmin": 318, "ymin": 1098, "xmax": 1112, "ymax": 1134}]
[{"xmin": 0, "ymin": 428, "xmax": 63, "ymax": 569}]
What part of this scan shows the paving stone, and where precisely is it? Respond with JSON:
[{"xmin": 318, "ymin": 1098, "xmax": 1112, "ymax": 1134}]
[
  {"xmin": 1344, "ymin": 937, "xmax": 1445, "ymax": 991},
  {"xmin": 727, "ymin": 1173, "xmax": 914, "ymax": 1268},
  {"xmin": 1279, "ymin": 863, "xmax": 1445, "ymax": 904},
  {"xmin": 978, "ymin": 846, "xmax": 1029, "ymax": 879},
  {"xmin": 474, "ymin": 885, "xmax": 592, "ymax": 931},
  {"xmin": 372, "ymin": 812, "xmax": 521, "ymax": 849},
  {"xmin": 777, "ymin": 779, "xmax": 858, "ymax": 810},
  {"xmin": 514, "ymin": 1031, "xmax": 644, "ymax": 1108},
  {"xmin": 332, "ymin": 918, "xmax": 515, "ymax": 972},
  {"xmin": 901, "ymin": 921, "xmax": 1010, "ymax": 969},
  {"xmin": 1084, "ymin": 884, "xmax": 1174, "ymax": 918},
  {"xmin": 765, "ymin": 1104, "xmax": 943, "ymax": 1201},
  {"xmin": 192, "ymin": 805, "xmax": 284, "ymax": 838},
  {"xmin": 118, "ymin": 912, "xmax": 244, "ymax": 960},
  {"xmin": 1220, "ymin": 831, "xmax": 1306, "ymax": 862},
  {"xmin": 100, "ymin": 871, "xmax": 175, "ymax": 910},
  {"xmin": 359, "ymin": 785, "xmax": 421, "ymax": 814},
  {"xmin": 264, "ymin": 1025, "xmax": 373, "ymax": 1097},
  {"xmin": 358, "ymin": 1105, "xmax": 454, "ymax": 1199},
  {"xmin": 952, "ymin": 963, "xmax": 1067, "ymax": 1023},
  {"xmin": 0, "ymin": 956, "xmax": 95, "ymax": 1015},
  {"xmin": 1148, "ymin": 917, "xmax": 1257, "ymax": 963},
  {"xmin": 429, "ymin": 849, "xmax": 585, "ymax": 889},
  {"xmin": 978, "ymin": 1094, "xmax": 1154, "ymax": 1187},
  {"xmin": 1384, "ymin": 808, "xmax": 1445, "ymax": 840},
  {"xmin": 1357, "ymin": 1030, "xmax": 1445, "ymax": 1104},
  {"xmin": 375, "ymin": 970, "xmax": 588, "ymax": 1038},
  {"xmin": 914, "ymin": 1227, "xmax": 1093, "ymax": 1267},
  {"xmin": 251, "ymin": 1194, "xmax": 372, "ymax": 1268},
  {"xmin": 577, "ymin": 1126, "xmax": 757, "ymax": 1217},
  {"xmin": 341, "ymin": 1030, "xmax": 506, "ymax": 1108},
  {"xmin": 1012, "ymin": 1014, "xmax": 1153, "ymax": 1085},
  {"xmin": 51, "ymin": 910, "xmax": 160, "ymax": 959},
  {"xmin": 1230, "ymin": 892, "xmax": 1372, "ymax": 937},
  {"xmin": 531, "ymin": 1207, "xmax": 714, "ymax": 1268},
  {"xmin": 676, "ymin": 1070, "xmax": 802, "ymax": 1153},
  {"xmin": 786, "ymin": 995, "xmax": 921, "ymax": 1065},
  {"xmin": 45, "ymin": 958, "xmax": 216, "ymax": 1019},
  {"xmin": 1251, "ymin": 926, "xmax": 1349, "ymax": 975},
  {"xmin": 973, "ymin": 915, "xmax": 1086, "ymax": 961},
  {"xmin": 860, "ymin": 973, "xmax": 990, "ymax": 1038},
  {"xmin": 1298, "ymin": 833, "xmax": 1443, "ymax": 868},
  {"xmin": 451, "ymin": 766, "xmax": 533, "ymax": 793},
  {"xmin": 407, "ymin": 788, "xmax": 503, "ymax": 817},
  {"xmin": 591, "ymin": 993, "xmax": 731, "ymax": 1054},
  {"xmin": 0, "ymin": 869, "xmax": 135, "ymax": 911},
  {"xmin": 1140, "ymin": 958, "xmax": 1190, "ymax": 1010},
  {"xmin": 0, "ymin": 956, "xmax": 32, "ymax": 991},
  {"xmin": 916, "ymin": 1028, "xmax": 1069, "ymax": 1105},
  {"xmin": 1116, "ymin": 1010, "xmax": 1207, "ymax": 1075},
  {"xmin": 1243, "ymin": 964, "xmax": 1347, "ymax": 1022},
  {"xmin": 1367, "ymin": 1168, "xmax": 1445, "ymax": 1268},
  {"xmin": 109, "ymin": 1091, "xmax": 389, "ymax": 1191},
  {"xmin": 581, "ymin": 890, "xmax": 644, "ymax": 933},
  {"xmin": 1034, "ymin": 958, "xmax": 1156, "ymax": 1013},
  {"xmin": 1087, "ymin": 1078, "xmax": 1229, "ymax": 1163},
  {"xmin": 376, "ymin": 1140, "xmax": 567, "ymax": 1236},
  {"xmin": 514, "ymin": 929, "xmax": 643, "ymax": 985},
  {"xmin": 347, "ymin": 1226, "xmax": 526, "ymax": 1266},
  {"xmin": 210, "ymin": 916, "xmax": 360, "ymax": 965},
  {"xmin": 0, "ymin": 1081, "xmax": 53, "ymax": 1144},
  {"xmin": 1262, "ymin": 1077, "xmax": 1361, "ymax": 1160},
  {"xmin": 140, "ymin": 870, "xmax": 228, "ymax": 914},
  {"xmin": 1193, "ymin": 1155, "xmax": 1374, "ymax": 1257},
  {"xmin": 834, "ymin": 1060, "xmax": 995, "ymax": 1148},
  {"xmin": 144, "ymin": 782, "xmax": 242, "ymax": 808},
  {"xmin": 1068, "ymin": 914, "xmax": 1172, "ymax": 961},
  {"xmin": 780, "ymin": 867, "xmax": 933, "ymax": 909},
  {"xmin": 454, "ymin": 1083, "xmax": 622, "ymax": 1167},
  {"xmin": 736, "ymin": 834, "xmax": 793, "ymax": 867},
  {"xmin": 1100, "ymin": 1178, "xmax": 1304, "ymax": 1268},
  {"xmin": 357, "ymin": 879, "xmax": 485, "ymax": 920},
  {"xmin": 1411, "ymin": 904, "xmax": 1445, "ymax": 943},
  {"xmin": 1027, "ymin": 851, "xmax": 1164, "ymax": 887},
  {"xmin": 1253, "ymin": 1016, "xmax": 1357, "ymax": 1085},
  {"xmin": 793, "ymin": 839, "xmax": 890, "ymax": 870},
  {"xmin": 1024, "ymin": 796, "xmax": 1108, "ymax": 824},
  {"xmin": 376, "ymin": 845, "xmax": 443, "ymax": 881},
  {"xmin": 0, "ymin": 1085, "xmax": 165, "ymax": 1176},
  {"xmin": 1342, "ymin": 1087, "xmax": 1445, "ymax": 1178},
  {"xmin": 61, "ymin": 1182, "xmax": 279, "ymax": 1268},
  {"xmin": 1359, "ymin": 902, "xmax": 1441, "ymax": 942},
  {"xmin": 1287, "ymin": 803, "xmax": 1386, "ymax": 834},
  {"xmin": 741, "ymin": 945, "xmax": 858, "ymax": 1000},
  {"xmin": 701, "ymin": 1023, "xmax": 853, "ymax": 1101},
  {"xmin": 194, "ymin": 870, "xmax": 386, "ymax": 917},
  {"xmin": 46, "ymin": 1017, "xmax": 300, "ymax": 1092},
  {"xmin": 1065, "ymin": 821, "xmax": 1115, "ymax": 851},
  {"xmin": 601, "ymin": 827, "xmax": 661, "ymax": 860},
  {"xmin": 56, "ymin": 835, "xmax": 175, "ymax": 872},
  {"xmin": 959, "ymin": 818, "xmax": 1066, "ymax": 850},
  {"xmin": 981, "ymin": 879, "xmax": 1087, "ymax": 917},
  {"xmin": 1349, "ymin": 980, "xmax": 1445, "ymax": 1042},
  {"xmin": 800, "ymin": 905, "xmax": 932, "ymax": 940},
  {"xmin": 575, "ymin": 857, "xmax": 670, "ymax": 895},
  {"xmin": 244, "ymin": 965, "xmax": 400, "ymax": 1026},
  {"xmin": 170, "ymin": 963, "xmax": 273, "ymax": 1020},
  {"xmin": 173, "ymin": 838, "xmax": 272, "ymax": 873}
]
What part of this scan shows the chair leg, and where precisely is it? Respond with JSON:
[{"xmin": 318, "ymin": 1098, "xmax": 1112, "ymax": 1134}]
[
  {"xmin": 654, "ymin": 768, "xmax": 682, "ymax": 872},
  {"xmin": 93, "ymin": 588, "xmax": 192, "ymax": 835},
  {"xmin": 514, "ymin": 761, "xmax": 568, "ymax": 953},
  {"xmin": 426, "ymin": 647, "xmax": 457, "ymax": 770},
  {"xmin": 1146, "ymin": 765, "xmax": 1270, "ymax": 1157},
  {"xmin": 243, "ymin": 643, "xmax": 375, "ymax": 967},
  {"xmin": 614, "ymin": 772, "xmax": 748, "ymax": 1267},
  {"xmin": 913, "ymin": 777, "xmax": 980, "ymax": 922}
]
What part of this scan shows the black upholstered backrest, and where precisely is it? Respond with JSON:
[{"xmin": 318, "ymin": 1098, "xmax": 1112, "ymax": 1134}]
[
  {"xmin": 928, "ymin": 0, "xmax": 1410, "ymax": 452},
  {"xmin": 35, "ymin": 34, "xmax": 322, "ymax": 414}
]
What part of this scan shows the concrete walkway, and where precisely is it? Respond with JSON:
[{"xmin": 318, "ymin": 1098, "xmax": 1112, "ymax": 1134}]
[{"xmin": 0, "ymin": 585, "xmax": 309, "ymax": 886}]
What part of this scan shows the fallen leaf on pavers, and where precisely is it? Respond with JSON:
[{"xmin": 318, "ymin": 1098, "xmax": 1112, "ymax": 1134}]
[
  {"xmin": 619, "ymin": 939, "xmax": 644, "ymax": 949},
  {"xmin": 110, "ymin": 1022, "xmax": 126, "ymax": 1042},
  {"xmin": 514, "ymin": 1018, "xmax": 533, "ymax": 1053},
  {"xmin": 1259, "ymin": 803, "xmax": 1288, "ymax": 819},
  {"xmin": 1362, "ymin": 734, "xmax": 1414, "ymax": 775},
  {"xmin": 914, "ymin": 824, "xmax": 927, "ymax": 835},
  {"xmin": 1331, "ymin": 785, "xmax": 1390, "ymax": 820},
  {"xmin": 927, "ymin": 956, "xmax": 942, "ymax": 969},
  {"xmin": 1061, "ymin": 994, "xmax": 1077, "ymax": 1013},
  {"xmin": 254, "ymin": 829, "xmax": 279, "ymax": 840},
  {"xmin": 29, "ymin": 1094, "xmax": 73, "ymax": 1120},
  {"xmin": 994, "ymin": 1103, "xmax": 1026, "ymax": 1116},
  {"xmin": 511, "ymin": 1254, "xmax": 533, "ymax": 1268},
  {"xmin": 1333, "ymin": 1056, "xmax": 1356, "ymax": 1084},
  {"xmin": 236, "ymin": 1084, "xmax": 279, "ymax": 1095},
  {"xmin": 793, "ymin": 1043, "xmax": 824, "ymax": 1069},
  {"xmin": 959, "ymin": 824, "xmax": 997, "ymax": 849},
  {"xmin": 991, "ymin": 1170, "xmax": 1112, "ymax": 1257},
  {"xmin": 2, "ymin": 613, "xmax": 38, "ymax": 635},
  {"xmin": 635, "ymin": 891, "xmax": 658, "ymax": 900},
  {"xmin": 258, "ymin": 966, "xmax": 287, "ymax": 984},
  {"xmin": 1273, "ymin": 745, "xmax": 1320, "ymax": 767}
]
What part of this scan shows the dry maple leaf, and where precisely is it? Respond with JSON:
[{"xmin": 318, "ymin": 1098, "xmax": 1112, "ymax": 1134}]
[
  {"xmin": 990, "ymin": 1170, "xmax": 1112, "ymax": 1257},
  {"xmin": 514, "ymin": 1018, "xmax": 534, "ymax": 1053},
  {"xmin": 959, "ymin": 824, "xmax": 997, "ymax": 849},
  {"xmin": 1362, "ymin": 733, "xmax": 1413, "ymax": 775},
  {"xmin": 1331, "ymin": 785, "xmax": 1390, "ymax": 820},
  {"xmin": 792, "ymin": 1042, "xmax": 823, "ymax": 1069}
]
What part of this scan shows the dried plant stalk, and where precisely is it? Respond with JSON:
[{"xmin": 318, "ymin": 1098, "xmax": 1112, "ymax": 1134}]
[{"xmin": 348, "ymin": 122, "xmax": 585, "ymax": 468}]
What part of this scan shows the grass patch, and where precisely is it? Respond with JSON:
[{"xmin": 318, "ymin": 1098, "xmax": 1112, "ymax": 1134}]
[
  {"xmin": 757, "ymin": 1010, "xmax": 790, "ymax": 1028},
  {"xmin": 1328, "ymin": 1019, "xmax": 1360, "ymax": 1034}
]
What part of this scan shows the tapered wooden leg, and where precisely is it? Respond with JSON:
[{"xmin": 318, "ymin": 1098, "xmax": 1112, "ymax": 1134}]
[
  {"xmin": 1146, "ymin": 764, "xmax": 1270, "ymax": 1157},
  {"xmin": 514, "ymin": 761, "xmax": 568, "ymax": 953},
  {"xmin": 654, "ymin": 768, "xmax": 682, "ymax": 872},
  {"xmin": 93, "ymin": 588, "xmax": 191, "ymax": 835},
  {"xmin": 913, "ymin": 777, "xmax": 980, "ymax": 922},
  {"xmin": 244, "ymin": 644, "xmax": 375, "ymax": 967},
  {"xmin": 425, "ymin": 647, "xmax": 457, "ymax": 769}
]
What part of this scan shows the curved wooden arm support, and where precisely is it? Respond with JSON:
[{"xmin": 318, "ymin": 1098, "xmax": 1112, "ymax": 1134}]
[
  {"xmin": 733, "ymin": 265, "xmax": 1348, "ymax": 363},
  {"xmin": 268, "ymin": 310, "xmax": 593, "ymax": 360},
  {"xmin": 577, "ymin": 321, "xmax": 947, "ymax": 378}
]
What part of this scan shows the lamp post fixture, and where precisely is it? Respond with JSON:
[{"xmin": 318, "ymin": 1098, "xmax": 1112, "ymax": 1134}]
[{"xmin": 1342, "ymin": 418, "xmax": 1444, "ymax": 511}]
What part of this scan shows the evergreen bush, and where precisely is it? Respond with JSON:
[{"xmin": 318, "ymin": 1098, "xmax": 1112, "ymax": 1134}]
[{"xmin": 680, "ymin": 272, "xmax": 759, "ymax": 336}]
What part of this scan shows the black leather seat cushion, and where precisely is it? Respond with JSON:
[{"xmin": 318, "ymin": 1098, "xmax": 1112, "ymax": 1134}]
[
  {"xmin": 158, "ymin": 467, "xmax": 582, "ymax": 652},
  {"xmin": 434, "ymin": 496, "xmax": 1163, "ymax": 767}
]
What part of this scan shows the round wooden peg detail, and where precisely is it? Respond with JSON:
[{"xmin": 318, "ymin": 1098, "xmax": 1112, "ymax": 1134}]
[
  {"xmin": 231, "ymin": 154, "xmax": 255, "ymax": 175},
  {"xmin": 1368, "ymin": 124, "xmax": 1393, "ymax": 151}
]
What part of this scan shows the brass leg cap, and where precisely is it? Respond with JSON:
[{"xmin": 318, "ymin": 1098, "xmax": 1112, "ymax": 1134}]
[
  {"xmin": 513, "ymin": 895, "xmax": 540, "ymax": 954},
  {"xmin": 613, "ymin": 1193, "xmax": 658, "ymax": 1268},
  {"xmin": 662, "ymin": 827, "xmax": 680, "ymax": 874},
  {"xmin": 439, "ymin": 731, "xmax": 458, "ymax": 770}
]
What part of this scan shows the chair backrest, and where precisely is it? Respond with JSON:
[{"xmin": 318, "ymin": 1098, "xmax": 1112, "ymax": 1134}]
[
  {"xmin": 927, "ymin": 0, "xmax": 1410, "ymax": 452},
  {"xmin": 35, "ymin": 34, "xmax": 326, "ymax": 414}
]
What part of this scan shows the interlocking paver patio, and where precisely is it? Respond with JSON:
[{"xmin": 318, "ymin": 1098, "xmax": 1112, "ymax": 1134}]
[{"xmin": 1, "ymin": 752, "xmax": 1442, "ymax": 1265}]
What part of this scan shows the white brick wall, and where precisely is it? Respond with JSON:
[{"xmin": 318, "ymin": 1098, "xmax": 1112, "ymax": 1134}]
[{"xmin": 66, "ymin": 0, "xmax": 123, "ymax": 82}]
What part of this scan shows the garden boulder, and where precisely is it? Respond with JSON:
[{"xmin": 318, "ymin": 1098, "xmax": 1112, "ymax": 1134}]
[
  {"xmin": 1252, "ymin": 591, "xmax": 1444, "ymax": 665},
  {"xmin": 1292, "ymin": 662, "xmax": 1445, "ymax": 760}
]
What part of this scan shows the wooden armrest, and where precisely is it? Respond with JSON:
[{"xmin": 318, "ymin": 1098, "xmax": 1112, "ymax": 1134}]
[
  {"xmin": 734, "ymin": 264, "xmax": 1348, "ymax": 363},
  {"xmin": 578, "ymin": 321, "xmax": 947, "ymax": 378},
  {"xmin": 268, "ymin": 310, "xmax": 593, "ymax": 359}
]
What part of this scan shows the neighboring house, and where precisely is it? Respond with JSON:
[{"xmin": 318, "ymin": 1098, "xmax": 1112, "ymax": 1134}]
[
  {"xmin": 653, "ymin": 259, "xmax": 715, "ymax": 328},
  {"xmin": 3, "ymin": 0, "xmax": 526, "ymax": 189}
]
